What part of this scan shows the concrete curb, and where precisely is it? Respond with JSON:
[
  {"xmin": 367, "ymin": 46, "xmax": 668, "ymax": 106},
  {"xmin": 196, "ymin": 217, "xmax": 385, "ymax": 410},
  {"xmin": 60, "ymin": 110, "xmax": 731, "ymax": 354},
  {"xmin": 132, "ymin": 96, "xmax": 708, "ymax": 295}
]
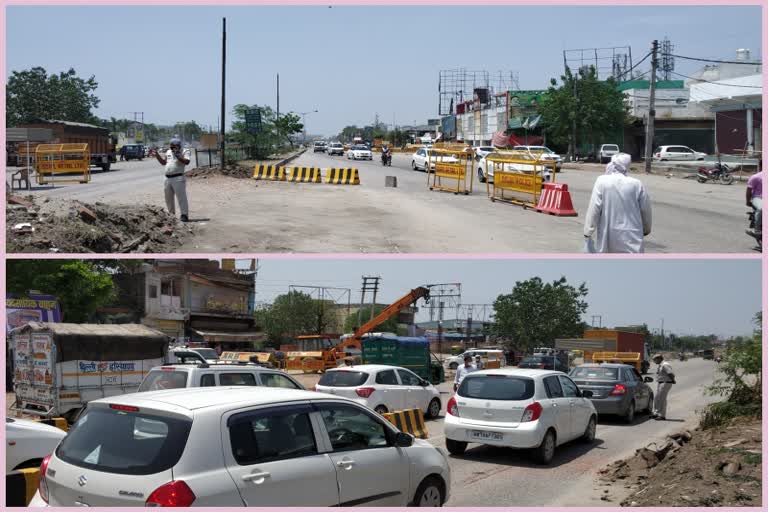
[{"xmin": 274, "ymin": 149, "xmax": 306, "ymax": 168}]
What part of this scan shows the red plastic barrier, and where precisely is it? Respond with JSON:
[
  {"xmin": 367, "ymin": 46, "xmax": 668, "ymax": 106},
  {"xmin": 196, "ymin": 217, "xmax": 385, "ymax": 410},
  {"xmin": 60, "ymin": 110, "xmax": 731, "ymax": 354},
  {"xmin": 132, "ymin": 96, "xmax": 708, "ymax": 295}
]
[{"xmin": 535, "ymin": 182, "xmax": 578, "ymax": 217}]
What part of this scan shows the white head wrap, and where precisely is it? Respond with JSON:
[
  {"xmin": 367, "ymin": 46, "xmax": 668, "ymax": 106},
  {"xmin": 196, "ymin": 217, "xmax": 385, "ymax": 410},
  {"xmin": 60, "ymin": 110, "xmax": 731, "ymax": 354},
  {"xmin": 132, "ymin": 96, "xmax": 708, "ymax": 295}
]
[{"xmin": 605, "ymin": 153, "xmax": 631, "ymax": 175}]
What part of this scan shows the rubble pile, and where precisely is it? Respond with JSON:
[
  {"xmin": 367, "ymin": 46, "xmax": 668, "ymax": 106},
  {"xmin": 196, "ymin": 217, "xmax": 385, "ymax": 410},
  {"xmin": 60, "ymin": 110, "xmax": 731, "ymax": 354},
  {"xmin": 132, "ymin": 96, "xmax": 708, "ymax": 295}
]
[{"xmin": 186, "ymin": 164, "xmax": 255, "ymax": 179}]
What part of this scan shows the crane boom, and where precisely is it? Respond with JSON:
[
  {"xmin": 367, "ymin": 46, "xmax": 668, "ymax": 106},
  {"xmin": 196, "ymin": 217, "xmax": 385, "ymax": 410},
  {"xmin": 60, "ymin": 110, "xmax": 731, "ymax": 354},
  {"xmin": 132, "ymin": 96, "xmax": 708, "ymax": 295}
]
[{"xmin": 352, "ymin": 286, "xmax": 430, "ymax": 341}]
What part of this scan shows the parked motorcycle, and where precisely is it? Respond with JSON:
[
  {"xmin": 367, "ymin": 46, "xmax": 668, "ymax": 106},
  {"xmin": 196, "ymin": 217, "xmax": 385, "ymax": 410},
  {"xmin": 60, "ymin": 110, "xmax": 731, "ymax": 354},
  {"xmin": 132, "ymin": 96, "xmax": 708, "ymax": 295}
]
[
  {"xmin": 381, "ymin": 150, "xmax": 392, "ymax": 166},
  {"xmin": 697, "ymin": 162, "xmax": 733, "ymax": 185},
  {"xmin": 747, "ymin": 207, "xmax": 762, "ymax": 252}
]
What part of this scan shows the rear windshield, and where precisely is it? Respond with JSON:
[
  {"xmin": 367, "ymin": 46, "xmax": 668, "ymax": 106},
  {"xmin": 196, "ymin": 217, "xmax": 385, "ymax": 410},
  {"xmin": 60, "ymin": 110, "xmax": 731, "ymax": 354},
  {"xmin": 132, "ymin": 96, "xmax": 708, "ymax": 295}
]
[
  {"xmin": 138, "ymin": 370, "xmax": 188, "ymax": 392},
  {"xmin": 193, "ymin": 348, "xmax": 218, "ymax": 360},
  {"xmin": 56, "ymin": 407, "xmax": 192, "ymax": 475},
  {"xmin": 352, "ymin": 145, "xmax": 368, "ymax": 150},
  {"xmin": 458, "ymin": 375, "xmax": 535, "ymax": 400},
  {"xmin": 603, "ymin": 145, "xmax": 619, "ymax": 150},
  {"xmin": 520, "ymin": 357, "xmax": 542, "ymax": 364},
  {"xmin": 318, "ymin": 371, "xmax": 369, "ymax": 387},
  {"xmin": 570, "ymin": 367, "xmax": 620, "ymax": 380}
]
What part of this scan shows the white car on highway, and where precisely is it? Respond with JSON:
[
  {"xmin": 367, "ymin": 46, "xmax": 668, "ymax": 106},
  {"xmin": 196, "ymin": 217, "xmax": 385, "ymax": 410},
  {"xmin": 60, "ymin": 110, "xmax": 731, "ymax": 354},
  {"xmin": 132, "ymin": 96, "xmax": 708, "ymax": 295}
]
[
  {"xmin": 512, "ymin": 146, "xmax": 562, "ymax": 170},
  {"xmin": 315, "ymin": 364, "xmax": 442, "ymax": 418},
  {"xmin": 327, "ymin": 142, "xmax": 345, "ymax": 156},
  {"xmin": 473, "ymin": 146, "xmax": 496, "ymax": 160},
  {"xmin": 29, "ymin": 387, "xmax": 451, "ymax": 507},
  {"xmin": 347, "ymin": 144, "xmax": 373, "ymax": 160},
  {"xmin": 653, "ymin": 145, "xmax": 707, "ymax": 161},
  {"xmin": 444, "ymin": 369, "xmax": 597, "ymax": 465},
  {"xmin": 6, "ymin": 418, "xmax": 67, "ymax": 473},
  {"xmin": 411, "ymin": 148, "xmax": 460, "ymax": 172},
  {"xmin": 476, "ymin": 152, "xmax": 552, "ymax": 184}
]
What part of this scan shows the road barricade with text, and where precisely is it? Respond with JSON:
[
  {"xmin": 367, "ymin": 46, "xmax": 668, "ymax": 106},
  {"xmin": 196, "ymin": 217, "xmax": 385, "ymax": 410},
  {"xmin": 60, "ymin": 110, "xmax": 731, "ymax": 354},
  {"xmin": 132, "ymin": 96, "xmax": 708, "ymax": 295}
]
[
  {"xmin": 35, "ymin": 143, "xmax": 91, "ymax": 185},
  {"xmin": 427, "ymin": 146, "xmax": 474, "ymax": 195}
]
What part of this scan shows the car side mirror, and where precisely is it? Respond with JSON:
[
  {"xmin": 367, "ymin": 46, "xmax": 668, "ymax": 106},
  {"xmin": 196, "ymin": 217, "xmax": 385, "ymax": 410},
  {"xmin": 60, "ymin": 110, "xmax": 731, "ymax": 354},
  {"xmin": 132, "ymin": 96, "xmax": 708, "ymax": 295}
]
[
  {"xmin": 644, "ymin": 377, "xmax": 654, "ymax": 383},
  {"xmin": 395, "ymin": 431, "xmax": 414, "ymax": 447},
  {"xmin": 419, "ymin": 379, "xmax": 429, "ymax": 387},
  {"xmin": 581, "ymin": 390, "xmax": 593, "ymax": 398}
]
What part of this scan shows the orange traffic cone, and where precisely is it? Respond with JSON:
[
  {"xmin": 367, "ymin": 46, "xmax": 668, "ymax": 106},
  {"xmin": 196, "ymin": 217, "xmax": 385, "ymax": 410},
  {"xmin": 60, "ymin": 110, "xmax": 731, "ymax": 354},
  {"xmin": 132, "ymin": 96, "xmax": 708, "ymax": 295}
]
[{"xmin": 535, "ymin": 183, "xmax": 578, "ymax": 216}]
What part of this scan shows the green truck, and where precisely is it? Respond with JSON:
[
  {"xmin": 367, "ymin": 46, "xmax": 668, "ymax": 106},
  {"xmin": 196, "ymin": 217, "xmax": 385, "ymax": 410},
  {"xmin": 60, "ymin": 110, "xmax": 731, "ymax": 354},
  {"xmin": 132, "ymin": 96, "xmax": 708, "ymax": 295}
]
[{"xmin": 361, "ymin": 336, "xmax": 445, "ymax": 385}]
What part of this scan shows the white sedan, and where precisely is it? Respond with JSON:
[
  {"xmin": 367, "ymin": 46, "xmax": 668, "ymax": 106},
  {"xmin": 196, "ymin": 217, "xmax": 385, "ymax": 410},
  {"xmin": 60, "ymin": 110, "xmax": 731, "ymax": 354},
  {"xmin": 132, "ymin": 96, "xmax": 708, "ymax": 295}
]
[
  {"xmin": 315, "ymin": 364, "xmax": 442, "ymax": 418},
  {"xmin": 444, "ymin": 369, "xmax": 597, "ymax": 465},
  {"xmin": 411, "ymin": 148, "xmax": 460, "ymax": 172},
  {"xmin": 476, "ymin": 153, "xmax": 552, "ymax": 183},
  {"xmin": 653, "ymin": 145, "xmax": 707, "ymax": 161},
  {"xmin": 6, "ymin": 417, "xmax": 67, "ymax": 473},
  {"xmin": 29, "ymin": 387, "xmax": 450, "ymax": 507},
  {"xmin": 347, "ymin": 145, "xmax": 373, "ymax": 160}
]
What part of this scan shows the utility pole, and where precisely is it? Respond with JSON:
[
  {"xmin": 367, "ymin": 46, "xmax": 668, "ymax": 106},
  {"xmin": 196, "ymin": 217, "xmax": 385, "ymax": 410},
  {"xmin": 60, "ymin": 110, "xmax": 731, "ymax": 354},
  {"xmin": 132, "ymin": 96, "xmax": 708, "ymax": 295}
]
[
  {"xmin": 358, "ymin": 276, "xmax": 381, "ymax": 329},
  {"xmin": 220, "ymin": 17, "xmax": 226, "ymax": 171},
  {"xmin": 369, "ymin": 277, "xmax": 381, "ymax": 322},
  {"xmin": 437, "ymin": 301, "xmax": 445, "ymax": 358},
  {"xmin": 660, "ymin": 318, "xmax": 665, "ymax": 351},
  {"xmin": 276, "ymin": 74, "xmax": 280, "ymax": 141},
  {"xmin": 644, "ymin": 39, "xmax": 659, "ymax": 174},
  {"xmin": 591, "ymin": 315, "xmax": 602, "ymax": 328}
]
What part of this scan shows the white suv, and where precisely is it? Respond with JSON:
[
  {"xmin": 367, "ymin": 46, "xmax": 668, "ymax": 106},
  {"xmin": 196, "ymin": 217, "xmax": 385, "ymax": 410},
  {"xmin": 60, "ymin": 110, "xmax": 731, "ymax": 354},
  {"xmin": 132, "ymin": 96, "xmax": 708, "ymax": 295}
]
[
  {"xmin": 327, "ymin": 142, "xmax": 345, "ymax": 156},
  {"xmin": 315, "ymin": 364, "xmax": 442, "ymax": 418},
  {"xmin": 444, "ymin": 369, "xmax": 597, "ymax": 465},
  {"xmin": 137, "ymin": 360, "xmax": 304, "ymax": 392},
  {"xmin": 30, "ymin": 387, "xmax": 451, "ymax": 507},
  {"xmin": 598, "ymin": 144, "xmax": 620, "ymax": 164},
  {"xmin": 313, "ymin": 141, "xmax": 327, "ymax": 153}
]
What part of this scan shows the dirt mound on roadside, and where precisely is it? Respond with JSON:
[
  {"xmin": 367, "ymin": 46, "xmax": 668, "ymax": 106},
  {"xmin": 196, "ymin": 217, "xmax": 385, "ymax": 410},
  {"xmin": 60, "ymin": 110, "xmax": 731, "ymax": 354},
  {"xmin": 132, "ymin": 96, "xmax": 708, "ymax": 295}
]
[
  {"xmin": 186, "ymin": 164, "xmax": 255, "ymax": 179},
  {"xmin": 598, "ymin": 418, "xmax": 761, "ymax": 507},
  {"xmin": 7, "ymin": 195, "xmax": 191, "ymax": 253}
]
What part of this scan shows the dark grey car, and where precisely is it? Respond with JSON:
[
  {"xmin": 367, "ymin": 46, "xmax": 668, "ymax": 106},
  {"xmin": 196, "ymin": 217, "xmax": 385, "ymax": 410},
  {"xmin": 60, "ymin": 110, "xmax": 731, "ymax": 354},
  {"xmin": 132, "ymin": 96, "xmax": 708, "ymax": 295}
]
[{"xmin": 569, "ymin": 364, "xmax": 654, "ymax": 424}]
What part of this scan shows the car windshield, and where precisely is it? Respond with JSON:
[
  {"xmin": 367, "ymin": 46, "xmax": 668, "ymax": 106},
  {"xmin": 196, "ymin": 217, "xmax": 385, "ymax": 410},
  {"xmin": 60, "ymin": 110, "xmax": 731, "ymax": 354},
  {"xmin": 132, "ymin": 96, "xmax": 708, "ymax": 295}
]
[
  {"xmin": 352, "ymin": 145, "xmax": 368, "ymax": 151},
  {"xmin": 458, "ymin": 375, "xmax": 535, "ymax": 400},
  {"xmin": 331, "ymin": 143, "xmax": 342, "ymax": 147},
  {"xmin": 137, "ymin": 370, "xmax": 188, "ymax": 392},
  {"xmin": 56, "ymin": 407, "xmax": 192, "ymax": 475},
  {"xmin": 570, "ymin": 367, "xmax": 620, "ymax": 380},
  {"xmin": 318, "ymin": 370, "xmax": 369, "ymax": 387},
  {"xmin": 603, "ymin": 145, "xmax": 619, "ymax": 151}
]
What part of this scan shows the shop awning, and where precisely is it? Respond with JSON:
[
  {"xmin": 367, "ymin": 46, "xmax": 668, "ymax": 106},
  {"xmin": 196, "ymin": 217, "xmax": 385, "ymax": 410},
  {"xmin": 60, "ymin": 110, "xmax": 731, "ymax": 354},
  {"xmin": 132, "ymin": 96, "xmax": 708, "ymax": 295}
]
[{"xmin": 190, "ymin": 329, "xmax": 266, "ymax": 343}]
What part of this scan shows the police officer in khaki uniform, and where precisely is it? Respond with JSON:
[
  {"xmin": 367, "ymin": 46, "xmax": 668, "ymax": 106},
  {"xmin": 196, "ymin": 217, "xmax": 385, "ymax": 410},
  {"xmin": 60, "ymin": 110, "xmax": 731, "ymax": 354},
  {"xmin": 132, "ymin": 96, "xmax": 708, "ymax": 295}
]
[{"xmin": 651, "ymin": 353, "xmax": 675, "ymax": 420}]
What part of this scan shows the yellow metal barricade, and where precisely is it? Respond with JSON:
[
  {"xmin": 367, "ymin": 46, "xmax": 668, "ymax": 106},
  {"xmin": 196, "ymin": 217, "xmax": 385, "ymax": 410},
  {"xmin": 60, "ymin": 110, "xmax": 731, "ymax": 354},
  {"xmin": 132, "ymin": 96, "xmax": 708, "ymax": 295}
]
[
  {"xmin": 427, "ymin": 145, "xmax": 474, "ymax": 195},
  {"xmin": 484, "ymin": 150, "xmax": 553, "ymax": 208},
  {"xmin": 35, "ymin": 143, "xmax": 91, "ymax": 185}
]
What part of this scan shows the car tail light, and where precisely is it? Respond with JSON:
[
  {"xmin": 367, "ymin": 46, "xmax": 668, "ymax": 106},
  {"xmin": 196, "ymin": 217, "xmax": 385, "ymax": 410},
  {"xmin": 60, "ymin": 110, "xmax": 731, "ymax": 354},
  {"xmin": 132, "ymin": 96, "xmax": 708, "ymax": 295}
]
[
  {"xmin": 538, "ymin": 362, "xmax": 545, "ymax": 368},
  {"xmin": 39, "ymin": 455, "xmax": 51, "ymax": 503},
  {"xmin": 146, "ymin": 480, "xmax": 196, "ymax": 507},
  {"xmin": 110, "ymin": 404, "xmax": 139, "ymax": 412},
  {"xmin": 521, "ymin": 402, "xmax": 543, "ymax": 422},
  {"xmin": 447, "ymin": 397, "xmax": 459, "ymax": 417},
  {"xmin": 355, "ymin": 387, "xmax": 375, "ymax": 398},
  {"xmin": 610, "ymin": 384, "xmax": 627, "ymax": 395}
]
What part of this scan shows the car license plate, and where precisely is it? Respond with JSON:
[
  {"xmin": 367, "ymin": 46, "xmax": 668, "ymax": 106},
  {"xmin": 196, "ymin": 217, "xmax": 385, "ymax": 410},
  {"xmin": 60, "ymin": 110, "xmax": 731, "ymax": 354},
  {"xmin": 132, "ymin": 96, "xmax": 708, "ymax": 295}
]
[{"xmin": 471, "ymin": 430, "xmax": 503, "ymax": 441}]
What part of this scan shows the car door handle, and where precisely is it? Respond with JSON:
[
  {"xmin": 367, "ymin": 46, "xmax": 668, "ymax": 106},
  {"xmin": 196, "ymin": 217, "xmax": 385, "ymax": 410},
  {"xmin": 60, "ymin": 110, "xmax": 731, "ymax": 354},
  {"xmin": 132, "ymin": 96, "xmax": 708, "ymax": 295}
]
[
  {"xmin": 336, "ymin": 458, "xmax": 355, "ymax": 469},
  {"xmin": 242, "ymin": 471, "xmax": 270, "ymax": 483}
]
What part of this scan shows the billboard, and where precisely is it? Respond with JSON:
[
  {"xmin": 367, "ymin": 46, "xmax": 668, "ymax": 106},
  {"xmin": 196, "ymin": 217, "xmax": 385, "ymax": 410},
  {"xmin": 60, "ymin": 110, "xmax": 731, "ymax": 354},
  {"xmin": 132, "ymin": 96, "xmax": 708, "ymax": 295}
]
[{"xmin": 6, "ymin": 294, "xmax": 62, "ymax": 334}]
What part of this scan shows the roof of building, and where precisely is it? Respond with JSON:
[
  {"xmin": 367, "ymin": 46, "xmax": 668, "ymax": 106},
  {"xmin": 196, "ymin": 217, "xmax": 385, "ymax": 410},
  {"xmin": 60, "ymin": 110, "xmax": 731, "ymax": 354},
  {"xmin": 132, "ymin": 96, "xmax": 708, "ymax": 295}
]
[
  {"xmin": 28, "ymin": 119, "xmax": 104, "ymax": 129},
  {"xmin": 617, "ymin": 80, "xmax": 685, "ymax": 92},
  {"xmin": 19, "ymin": 322, "xmax": 167, "ymax": 339},
  {"xmin": 689, "ymin": 74, "xmax": 762, "ymax": 103}
]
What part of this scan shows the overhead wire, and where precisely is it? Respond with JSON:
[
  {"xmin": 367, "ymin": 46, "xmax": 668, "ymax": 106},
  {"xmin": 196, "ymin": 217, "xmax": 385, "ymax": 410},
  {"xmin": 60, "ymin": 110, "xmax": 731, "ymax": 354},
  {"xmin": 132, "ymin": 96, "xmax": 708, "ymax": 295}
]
[
  {"xmin": 663, "ymin": 53, "xmax": 762, "ymax": 66},
  {"xmin": 669, "ymin": 70, "xmax": 762, "ymax": 88}
]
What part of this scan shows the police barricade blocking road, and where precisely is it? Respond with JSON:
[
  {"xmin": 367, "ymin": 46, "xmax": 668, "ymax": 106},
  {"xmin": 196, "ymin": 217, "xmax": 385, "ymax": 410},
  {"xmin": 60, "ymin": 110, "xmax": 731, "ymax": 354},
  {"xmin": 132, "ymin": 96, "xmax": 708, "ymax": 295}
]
[
  {"xmin": 35, "ymin": 143, "xmax": 91, "ymax": 185},
  {"xmin": 382, "ymin": 408, "xmax": 429, "ymax": 439},
  {"xmin": 534, "ymin": 182, "xmax": 578, "ymax": 216},
  {"xmin": 325, "ymin": 168, "xmax": 360, "ymax": 185},
  {"xmin": 485, "ymin": 151, "xmax": 550, "ymax": 209},
  {"xmin": 253, "ymin": 164, "xmax": 286, "ymax": 181},
  {"xmin": 33, "ymin": 417, "xmax": 69, "ymax": 432},
  {"xmin": 286, "ymin": 167, "xmax": 323, "ymax": 183},
  {"xmin": 427, "ymin": 147, "xmax": 473, "ymax": 195},
  {"xmin": 6, "ymin": 468, "xmax": 40, "ymax": 506}
]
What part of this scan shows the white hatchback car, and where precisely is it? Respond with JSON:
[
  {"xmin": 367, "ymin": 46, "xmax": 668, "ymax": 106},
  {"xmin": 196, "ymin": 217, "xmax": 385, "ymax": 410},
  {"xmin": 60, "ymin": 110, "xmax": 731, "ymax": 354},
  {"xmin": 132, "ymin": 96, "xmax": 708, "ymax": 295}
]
[
  {"xmin": 315, "ymin": 365, "xmax": 442, "ymax": 419},
  {"xmin": 653, "ymin": 145, "xmax": 706, "ymax": 161},
  {"xmin": 347, "ymin": 144, "xmax": 373, "ymax": 160},
  {"xmin": 6, "ymin": 418, "xmax": 67, "ymax": 473},
  {"xmin": 444, "ymin": 369, "xmax": 597, "ymax": 465},
  {"xmin": 411, "ymin": 148, "xmax": 459, "ymax": 172},
  {"xmin": 29, "ymin": 387, "xmax": 451, "ymax": 507}
]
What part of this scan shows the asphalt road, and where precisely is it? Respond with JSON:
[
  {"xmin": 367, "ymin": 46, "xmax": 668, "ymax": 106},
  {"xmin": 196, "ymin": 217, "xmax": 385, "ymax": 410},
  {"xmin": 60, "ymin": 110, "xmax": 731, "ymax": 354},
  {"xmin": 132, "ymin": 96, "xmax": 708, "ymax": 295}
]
[{"xmin": 10, "ymin": 152, "xmax": 755, "ymax": 253}]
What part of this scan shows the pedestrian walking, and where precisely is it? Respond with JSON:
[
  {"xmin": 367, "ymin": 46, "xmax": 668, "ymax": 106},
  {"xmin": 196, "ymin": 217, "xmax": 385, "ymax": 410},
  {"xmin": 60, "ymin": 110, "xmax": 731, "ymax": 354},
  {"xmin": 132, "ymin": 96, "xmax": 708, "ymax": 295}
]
[
  {"xmin": 584, "ymin": 153, "xmax": 652, "ymax": 253},
  {"xmin": 153, "ymin": 137, "xmax": 191, "ymax": 222},
  {"xmin": 454, "ymin": 354, "xmax": 478, "ymax": 392},
  {"xmin": 651, "ymin": 353, "xmax": 675, "ymax": 420},
  {"xmin": 746, "ymin": 161, "xmax": 763, "ymax": 238}
]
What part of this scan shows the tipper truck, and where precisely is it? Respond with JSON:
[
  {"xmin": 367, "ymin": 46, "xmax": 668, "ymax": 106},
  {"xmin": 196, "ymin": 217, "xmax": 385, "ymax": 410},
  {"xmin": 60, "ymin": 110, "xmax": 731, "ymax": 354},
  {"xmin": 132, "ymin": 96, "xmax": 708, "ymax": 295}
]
[{"xmin": 555, "ymin": 329, "xmax": 651, "ymax": 374}]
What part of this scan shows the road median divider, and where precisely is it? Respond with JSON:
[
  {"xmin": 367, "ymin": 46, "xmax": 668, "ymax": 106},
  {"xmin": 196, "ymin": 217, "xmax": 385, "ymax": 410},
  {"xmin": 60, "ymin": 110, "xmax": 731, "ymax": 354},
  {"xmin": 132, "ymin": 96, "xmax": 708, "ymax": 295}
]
[
  {"xmin": 253, "ymin": 164, "xmax": 286, "ymax": 181},
  {"xmin": 382, "ymin": 408, "xmax": 429, "ymax": 439},
  {"xmin": 6, "ymin": 468, "xmax": 40, "ymax": 506},
  {"xmin": 325, "ymin": 168, "xmax": 360, "ymax": 185}
]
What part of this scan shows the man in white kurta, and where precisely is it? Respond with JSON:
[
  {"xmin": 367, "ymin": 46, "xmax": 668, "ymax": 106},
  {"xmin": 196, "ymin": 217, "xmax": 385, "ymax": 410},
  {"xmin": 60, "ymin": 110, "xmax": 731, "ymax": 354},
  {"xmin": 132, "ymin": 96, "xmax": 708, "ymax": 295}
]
[{"xmin": 584, "ymin": 153, "xmax": 652, "ymax": 253}]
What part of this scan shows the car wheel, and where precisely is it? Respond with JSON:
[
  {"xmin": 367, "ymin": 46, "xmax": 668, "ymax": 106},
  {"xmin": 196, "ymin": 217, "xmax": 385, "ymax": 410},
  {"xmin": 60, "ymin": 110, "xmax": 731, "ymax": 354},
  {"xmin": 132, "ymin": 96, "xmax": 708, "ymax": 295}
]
[
  {"xmin": 624, "ymin": 400, "xmax": 636, "ymax": 424},
  {"xmin": 533, "ymin": 429, "xmax": 556, "ymax": 465},
  {"xmin": 412, "ymin": 160, "xmax": 417, "ymax": 170},
  {"xmin": 645, "ymin": 393, "xmax": 654, "ymax": 413},
  {"xmin": 448, "ymin": 362, "xmax": 459, "ymax": 370},
  {"xmin": 374, "ymin": 405, "xmax": 388, "ymax": 415},
  {"xmin": 412, "ymin": 476, "xmax": 444, "ymax": 507},
  {"xmin": 446, "ymin": 439, "xmax": 467, "ymax": 455},
  {"xmin": 478, "ymin": 168, "xmax": 486, "ymax": 183},
  {"xmin": 427, "ymin": 398, "xmax": 441, "ymax": 419},
  {"xmin": 581, "ymin": 416, "xmax": 597, "ymax": 443}
]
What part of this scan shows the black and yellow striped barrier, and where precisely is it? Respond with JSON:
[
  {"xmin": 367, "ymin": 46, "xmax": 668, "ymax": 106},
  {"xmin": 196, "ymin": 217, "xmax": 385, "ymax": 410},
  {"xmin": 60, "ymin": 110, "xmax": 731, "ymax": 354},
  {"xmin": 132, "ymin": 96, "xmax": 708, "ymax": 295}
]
[
  {"xmin": 33, "ymin": 417, "xmax": 68, "ymax": 432},
  {"xmin": 382, "ymin": 408, "xmax": 429, "ymax": 439},
  {"xmin": 253, "ymin": 164, "xmax": 286, "ymax": 181},
  {"xmin": 6, "ymin": 468, "xmax": 40, "ymax": 506},
  {"xmin": 286, "ymin": 167, "xmax": 322, "ymax": 183},
  {"xmin": 325, "ymin": 168, "xmax": 360, "ymax": 185}
]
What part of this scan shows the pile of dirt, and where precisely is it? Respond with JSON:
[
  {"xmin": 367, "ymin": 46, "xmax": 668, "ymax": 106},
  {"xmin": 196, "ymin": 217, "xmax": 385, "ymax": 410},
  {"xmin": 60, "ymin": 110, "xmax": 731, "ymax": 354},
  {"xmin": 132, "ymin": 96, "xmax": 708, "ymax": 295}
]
[
  {"xmin": 7, "ymin": 195, "xmax": 191, "ymax": 253},
  {"xmin": 186, "ymin": 164, "xmax": 255, "ymax": 179},
  {"xmin": 598, "ymin": 417, "xmax": 761, "ymax": 507}
]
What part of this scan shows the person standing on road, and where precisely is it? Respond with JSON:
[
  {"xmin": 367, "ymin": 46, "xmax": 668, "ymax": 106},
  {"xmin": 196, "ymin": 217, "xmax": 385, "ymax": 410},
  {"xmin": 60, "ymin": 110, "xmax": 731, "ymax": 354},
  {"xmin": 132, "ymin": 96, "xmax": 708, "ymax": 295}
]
[
  {"xmin": 153, "ymin": 137, "xmax": 191, "ymax": 222},
  {"xmin": 454, "ymin": 354, "xmax": 478, "ymax": 392},
  {"xmin": 584, "ymin": 153, "xmax": 652, "ymax": 253},
  {"xmin": 651, "ymin": 354, "xmax": 675, "ymax": 420},
  {"xmin": 746, "ymin": 163, "xmax": 763, "ymax": 238}
]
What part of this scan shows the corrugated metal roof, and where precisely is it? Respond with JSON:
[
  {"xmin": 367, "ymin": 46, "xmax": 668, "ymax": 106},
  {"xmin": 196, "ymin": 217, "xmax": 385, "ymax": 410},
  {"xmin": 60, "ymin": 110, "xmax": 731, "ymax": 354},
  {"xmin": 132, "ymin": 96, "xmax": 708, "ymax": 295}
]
[
  {"xmin": 689, "ymin": 74, "xmax": 762, "ymax": 103},
  {"xmin": 21, "ymin": 322, "xmax": 167, "ymax": 338},
  {"xmin": 30, "ymin": 119, "xmax": 104, "ymax": 129}
]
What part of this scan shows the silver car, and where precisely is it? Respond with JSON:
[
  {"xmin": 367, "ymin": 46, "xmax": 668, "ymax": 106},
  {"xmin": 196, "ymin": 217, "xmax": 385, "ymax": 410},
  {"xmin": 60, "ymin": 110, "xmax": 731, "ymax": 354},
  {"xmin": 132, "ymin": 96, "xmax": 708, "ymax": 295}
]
[{"xmin": 569, "ymin": 364, "xmax": 654, "ymax": 424}]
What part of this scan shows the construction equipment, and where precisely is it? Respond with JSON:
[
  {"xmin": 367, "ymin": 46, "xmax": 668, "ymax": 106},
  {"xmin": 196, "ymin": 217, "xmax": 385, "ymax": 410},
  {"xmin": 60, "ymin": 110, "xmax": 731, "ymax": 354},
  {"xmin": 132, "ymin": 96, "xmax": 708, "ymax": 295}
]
[{"xmin": 285, "ymin": 286, "xmax": 431, "ymax": 373}]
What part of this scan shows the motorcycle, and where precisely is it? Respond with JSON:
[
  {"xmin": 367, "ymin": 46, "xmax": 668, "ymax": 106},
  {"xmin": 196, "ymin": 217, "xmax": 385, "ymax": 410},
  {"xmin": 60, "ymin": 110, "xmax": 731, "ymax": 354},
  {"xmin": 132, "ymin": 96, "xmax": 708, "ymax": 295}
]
[
  {"xmin": 381, "ymin": 150, "xmax": 392, "ymax": 167},
  {"xmin": 697, "ymin": 162, "xmax": 733, "ymax": 185},
  {"xmin": 747, "ymin": 207, "xmax": 762, "ymax": 252},
  {"xmin": 678, "ymin": 353, "xmax": 687, "ymax": 362}
]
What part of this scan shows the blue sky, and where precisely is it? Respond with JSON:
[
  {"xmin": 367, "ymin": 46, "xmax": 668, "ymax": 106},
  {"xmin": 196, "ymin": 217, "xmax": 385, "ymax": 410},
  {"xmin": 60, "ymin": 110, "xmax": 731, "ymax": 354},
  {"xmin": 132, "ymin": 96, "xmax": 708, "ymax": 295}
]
[
  {"xmin": 250, "ymin": 258, "xmax": 762, "ymax": 337},
  {"xmin": 6, "ymin": 5, "xmax": 762, "ymax": 136}
]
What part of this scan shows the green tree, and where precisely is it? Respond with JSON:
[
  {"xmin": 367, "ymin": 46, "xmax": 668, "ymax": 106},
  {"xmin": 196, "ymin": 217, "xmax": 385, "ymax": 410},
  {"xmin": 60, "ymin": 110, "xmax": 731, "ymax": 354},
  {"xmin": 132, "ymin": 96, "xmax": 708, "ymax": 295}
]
[
  {"xmin": 7, "ymin": 67, "xmax": 101, "ymax": 126},
  {"xmin": 275, "ymin": 113, "xmax": 304, "ymax": 148},
  {"xmin": 344, "ymin": 305, "xmax": 400, "ymax": 334},
  {"xmin": 492, "ymin": 276, "xmax": 589, "ymax": 352},
  {"xmin": 539, "ymin": 66, "xmax": 630, "ymax": 160},
  {"xmin": 256, "ymin": 291, "xmax": 333, "ymax": 348},
  {"xmin": 173, "ymin": 121, "xmax": 204, "ymax": 142},
  {"xmin": 6, "ymin": 260, "xmax": 115, "ymax": 323}
]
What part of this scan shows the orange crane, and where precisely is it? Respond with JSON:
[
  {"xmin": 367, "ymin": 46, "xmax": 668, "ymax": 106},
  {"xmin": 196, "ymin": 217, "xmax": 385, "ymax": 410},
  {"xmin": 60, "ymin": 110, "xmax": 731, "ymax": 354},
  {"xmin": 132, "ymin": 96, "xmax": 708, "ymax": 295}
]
[{"xmin": 349, "ymin": 286, "xmax": 430, "ymax": 342}]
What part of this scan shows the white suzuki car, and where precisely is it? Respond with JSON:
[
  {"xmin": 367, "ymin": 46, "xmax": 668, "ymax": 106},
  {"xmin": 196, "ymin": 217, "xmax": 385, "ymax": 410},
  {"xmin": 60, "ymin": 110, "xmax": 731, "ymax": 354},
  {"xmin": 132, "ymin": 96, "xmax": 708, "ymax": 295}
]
[
  {"xmin": 6, "ymin": 418, "xmax": 67, "ymax": 473},
  {"xmin": 315, "ymin": 364, "xmax": 442, "ymax": 418},
  {"xmin": 443, "ymin": 369, "xmax": 597, "ymax": 465},
  {"xmin": 347, "ymin": 144, "xmax": 373, "ymax": 160},
  {"xmin": 29, "ymin": 387, "xmax": 450, "ymax": 507},
  {"xmin": 411, "ymin": 148, "xmax": 460, "ymax": 172}
]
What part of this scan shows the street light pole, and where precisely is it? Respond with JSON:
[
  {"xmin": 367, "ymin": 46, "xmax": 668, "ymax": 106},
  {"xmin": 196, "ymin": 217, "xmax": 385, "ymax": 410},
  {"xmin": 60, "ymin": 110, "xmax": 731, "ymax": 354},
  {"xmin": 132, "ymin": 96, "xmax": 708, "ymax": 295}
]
[{"xmin": 299, "ymin": 110, "xmax": 318, "ymax": 143}]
